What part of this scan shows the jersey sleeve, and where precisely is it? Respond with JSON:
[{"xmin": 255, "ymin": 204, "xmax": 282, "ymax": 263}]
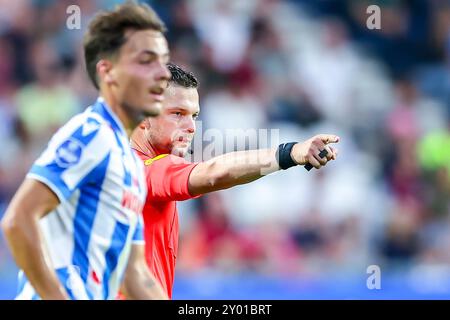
[
  {"xmin": 26, "ymin": 116, "xmax": 113, "ymax": 203},
  {"xmin": 144, "ymin": 154, "xmax": 202, "ymax": 202}
]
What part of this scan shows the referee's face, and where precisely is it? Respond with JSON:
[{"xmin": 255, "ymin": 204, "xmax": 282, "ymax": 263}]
[
  {"xmin": 145, "ymin": 85, "xmax": 199, "ymax": 157},
  {"xmin": 107, "ymin": 29, "xmax": 171, "ymax": 126}
]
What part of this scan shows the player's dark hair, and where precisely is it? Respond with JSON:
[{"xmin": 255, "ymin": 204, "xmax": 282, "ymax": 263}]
[
  {"xmin": 167, "ymin": 63, "xmax": 199, "ymax": 89},
  {"xmin": 83, "ymin": 1, "xmax": 166, "ymax": 89}
]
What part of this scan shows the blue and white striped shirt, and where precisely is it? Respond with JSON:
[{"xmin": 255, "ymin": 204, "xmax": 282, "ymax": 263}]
[{"xmin": 16, "ymin": 97, "xmax": 147, "ymax": 300}]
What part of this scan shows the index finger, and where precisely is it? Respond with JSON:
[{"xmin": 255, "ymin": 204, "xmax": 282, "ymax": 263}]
[{"xmin": 317, "ymin": 134, "xmax": 340, "ymax": 144}]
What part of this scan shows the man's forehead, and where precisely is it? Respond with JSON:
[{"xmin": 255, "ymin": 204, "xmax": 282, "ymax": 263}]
[
  {"xmin": 166, "ymin": 85, "xmax": 198, "ymax": 98},
  {"xmin": 122, "ymin": 29, "xmax": 168, "ymax": 53},
  {"xmin": 165, "ymin": 86, "xmax": 199, "ymax": 110}
]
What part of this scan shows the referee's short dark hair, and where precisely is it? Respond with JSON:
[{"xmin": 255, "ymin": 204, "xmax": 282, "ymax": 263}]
[
  {"xmin": 83, "ymin": 1, "xmax": 166, "ymax": 89},
  {"xmin": 167, "ymin": 63, "xmax": 199, "ymax": 89}
]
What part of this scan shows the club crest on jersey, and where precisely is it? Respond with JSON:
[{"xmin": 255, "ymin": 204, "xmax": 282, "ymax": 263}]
[{"xmin": 55, "ymin": 138, "xmax": 83, "ymax": 168}]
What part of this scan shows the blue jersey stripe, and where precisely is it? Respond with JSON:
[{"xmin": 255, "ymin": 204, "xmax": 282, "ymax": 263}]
[
  {"xmin": 102, "ymin": 221, "xmax": 130, "ymax": 299},
  {"xmin": 71, "ymin": 153, "xmax": 110, "ymax": 283},
  {"xmin": 71, "ymin": 117, "xmax": 101, "ymax": 146},
  {"xmin": 92, "ymin": 100, "xmax": 132, "ymax": 188},
  {"xmin": 113, "ymin": 130, "xmax": 132, "ymax": 187},
  {"xmin": 55, "ymin": 268, "xmax": 75, "ymax": 300},
  {"xmin": 132, "ymin": 219, "xmax": 144, "ymax": 242},
  {"xmin": 16, "ymin": 272, "xmax": 26, "ymax": 296}
]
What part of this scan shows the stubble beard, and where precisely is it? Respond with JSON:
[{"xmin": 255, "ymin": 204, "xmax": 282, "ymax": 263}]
[{"xmin": 171, "ymin": 142, "xmax": 191, "ymax": 158}]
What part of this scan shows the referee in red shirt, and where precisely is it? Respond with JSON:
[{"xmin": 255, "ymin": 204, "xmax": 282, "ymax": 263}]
[{"xmin": 130, "ymin": 63, "xmax": 339, "ymax": 298}]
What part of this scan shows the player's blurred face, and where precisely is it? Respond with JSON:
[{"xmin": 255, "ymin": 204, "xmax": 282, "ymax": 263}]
[
  {"xmin": 104, "ymin": 29, "xmax": 171, "ymax": 123},
  {"xmin": 144, "ymin": 85, "xmax": 199, "ymax": 157}
]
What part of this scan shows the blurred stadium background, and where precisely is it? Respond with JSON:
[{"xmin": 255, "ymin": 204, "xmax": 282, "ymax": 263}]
[{"xmin": 0, "ymin": 0, "xmax": 450, "ymax": 299}]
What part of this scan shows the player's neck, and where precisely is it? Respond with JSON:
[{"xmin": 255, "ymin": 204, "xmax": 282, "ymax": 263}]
[{"xmin": 100, "ymin": 92, "xmax": 136, "ymax": 138}]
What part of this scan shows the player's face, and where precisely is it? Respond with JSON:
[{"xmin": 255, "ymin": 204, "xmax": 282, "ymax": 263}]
[
  {"xmin": 146, "ymin": 85, "xmax": 199, "ymax": 157},
  {"xmin": 108, "ymin": 29, "xmax": 171, "ymax": 123}
]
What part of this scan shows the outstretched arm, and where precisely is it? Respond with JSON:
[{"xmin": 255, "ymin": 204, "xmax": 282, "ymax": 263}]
[
  {"xmin": 188, "ymin": 134, "xmax": 339, "ymax": 196},
  {"xmin": 1, "ymin": 179, "xmax": 69, "ymax": 300}
]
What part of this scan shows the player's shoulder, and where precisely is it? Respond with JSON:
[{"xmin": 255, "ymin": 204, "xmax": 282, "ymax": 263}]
[
  {"xmin": 83, "ymin": 109, "xmax": 118, "ymax": 144},
  {"xmin": 48, "ymin": 107, "xmax": 117, "ymax": 151}
]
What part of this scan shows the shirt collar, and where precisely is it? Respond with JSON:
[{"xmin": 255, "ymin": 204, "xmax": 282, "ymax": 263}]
[{"xmin": 93, "ymin": 96, "xmax": 128, "ymax": 138}]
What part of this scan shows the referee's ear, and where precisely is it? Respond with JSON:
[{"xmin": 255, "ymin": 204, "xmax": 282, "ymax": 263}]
[{"xmin": 140, "ymin": 118, "xmax": 151, "ymax": 129}]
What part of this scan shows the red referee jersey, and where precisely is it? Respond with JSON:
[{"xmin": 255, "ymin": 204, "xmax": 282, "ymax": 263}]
[{"xmin": 134, "ymin": 150, "xmax": 201, "ymax": 298}]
